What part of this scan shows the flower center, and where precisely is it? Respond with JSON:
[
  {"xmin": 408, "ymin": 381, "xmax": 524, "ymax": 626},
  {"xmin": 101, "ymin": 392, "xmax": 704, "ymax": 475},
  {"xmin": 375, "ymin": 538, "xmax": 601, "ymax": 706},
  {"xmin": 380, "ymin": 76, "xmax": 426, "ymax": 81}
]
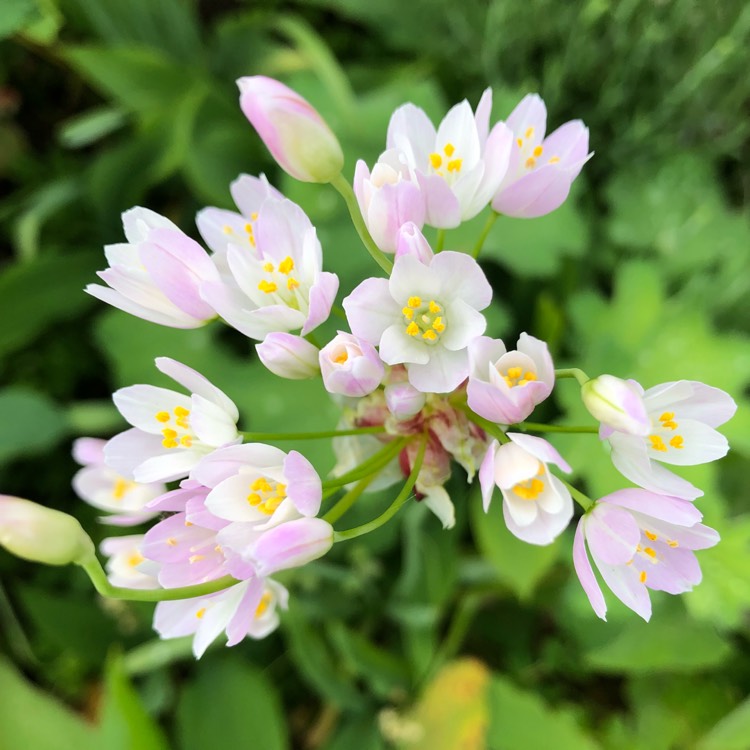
[
  {"xmin": 511, "ymin": 462, "xmax": 545, "ymax": 500},
  {"xmin": 257, "ymin": 255, "xmax": 301, "ymax": 301},
  {"xmin": 500, "ymin": 366, "xmax": 537, "ymax": 388},
  {"xmin": 402, "ymin": 296, "xmax": 446, "ymax": 344},
  {"xmin": 155, "ymin": 406, "xmax": 193, "ymax": 448},
  {"xmin": 648, "ymin": 411, "xmax": 685, "ymax": 453},
  {"xmin": 222, "ymin": 211, "xmax": 259, "ymax": 246},
  {"xmin": 246, "ymin": 476, "xmax": 287, "ymax": 515},
  {"xmin": 255, "ymin": 591, "xmax": 273, "ymax": 618},
  {"xmin": 112, "ymin": 477, "xmax": 135, "ymax": 500},
  {"xmin": 428, "ymin": 142, "xmax": 463, "ymax": 183},
  {"xmin": 515, "ymin": 127, "xmax": 559, "ymax": 170}
]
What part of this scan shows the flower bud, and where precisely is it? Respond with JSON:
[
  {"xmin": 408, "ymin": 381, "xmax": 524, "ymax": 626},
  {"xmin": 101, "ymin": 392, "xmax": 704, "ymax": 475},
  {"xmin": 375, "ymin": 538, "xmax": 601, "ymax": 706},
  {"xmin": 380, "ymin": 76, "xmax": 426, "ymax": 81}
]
[
  {"xmin": 237, "ymin": 76, "xmax": 344, "ymax": 183},
  {"xmin": 395, "ymin": 222, "xmax": 434, "ymax": 263},
  {"xmin": 256, "ymin": 333, "xmax": 320, "ymax": 379},
  {"xmin": 384, "ymin": 381, "xmax": 426, "ymax": 419},
  {"xmin": 0, "ymin": 496, "xmax": 94, "ymax": 566},
  {"xmin": 581, "ymin": 374, "xmax": 650, "ymax": 436},
  {"xmin": 319, "ymin": 332, "xmax": 384, "ymax": 397},
  {"xmin": 251, "ymin": 517, "xmax": 334, "ymax": 575}
]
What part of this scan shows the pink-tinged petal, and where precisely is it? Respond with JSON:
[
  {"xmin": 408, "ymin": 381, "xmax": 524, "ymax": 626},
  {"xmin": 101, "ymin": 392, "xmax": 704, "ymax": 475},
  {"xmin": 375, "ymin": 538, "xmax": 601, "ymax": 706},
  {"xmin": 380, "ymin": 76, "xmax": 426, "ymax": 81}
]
[
  {"xmin": 643, "ymin": 545, "xmax": 701, "ymax": 594},
  {"xmin": 379, "ymin": 324, "xmax": 430, "ymax": 366},
  {"xmin": 192, "ymin": 443, "xmax": 286, "ymax": 487},
  {"xmin": 225, "ymin": 577, "xmax": 265, "ymax": 646},
  {"xmin": 395, "ymin": 222, "xmax": 434, "ymax": 263},
  {"xmin": 478, "ymin": 441, "xmax": 499, "ymax": 511},
  {"xmin": 121, "ymin": 206, "xmax": 178, "ymax": 244},
  {"xmin": 421, "ymin": 484, "xmax": 456, "ymax": 529},
  {"xmin": 436, "ymin": 99, "xmax": 480, "ymax": 167},
  {"xmin": 468, "ymin": 336, "xmax": 507, "ymax": 373},
  {"xmin": 517, "ymin": 333, "xmax": 555, "ymax": 389},
  {"xmin": 573, "ymin": 520, "xmax": 607, "ymax": 620},
  {"xmin": 585, "ymin": 504, "xmax": 640, "ymax": 566},
  {"xmin": 251, "ymin": 517, "xmax": 333, "ymax": 575},
  {"xmin": 72, "ymin": 437, "xmax": 106, "ymax": 466},
  {"xmin": 302, "ymin": 271, "xmax": 339, "ymax": 335},
  {"xmin": 284, "ymin": 450, "xmax": 322, "ymax": 517},
  {"xmin": 644, "ymin": 381, "xmax": 737, "ymax": 428},
  {"xmin": 593, "ymin": 555, "xmax": 652, "ymax": 621},
  {"xmin": 582, "ymin": 375, "xmax": 650, "ymax": 436},
  {"xmin": 470, "ymin": 122, "xmax": 514, "ymax": 210},
  {"xmin": 493, "ymin": 165, "xmax": 575, "ymax": 218},
  {"xmin": 205, "ymin": 474, "xmax": 269, "ymax": 523},
  {"xmin": 147, "ymin": 480, "xmax": 204, "ymax": 511},
  {"xmin": 196, "ymin": 207, "xmax": 248, "ymax": 254},
  {"xmin": 384, "ymin": 381, "xmax": 426, "ymax": 419},
  {"xmin": 440, "ymin": 299, "xmax": 487, "ymax": 351},
  {"xmin": 154, "ymin": 598, "xmax": 204, "ymax": 640},
  {"xmin": 506, "ymin": 94, "xmax": 547, "ymax": 140},
  {"xmin": 507, "ymin": 433, "xmax": 571, "ymax": 473},
  {"xmin": 104, "ymin": 511, "xmax": 156, "ymax": 527},
  {"xmin": 661, "ymin": 523, "xmax": 720, "ymax": 551},
  {"xmin": 257, "ymin": 333, "xmax": 320, "ymax": 380},
  {"xmin": 648, "ymin": 419, "xmax": 729, "ymax": 467},
  {"xmin": 430, "ymin": 251, "xmax": 493, "ymax": 310},
  {"xmin": 492, "ymin": 442, "xmax": 540, "ymax": 489},
  {"xmin": 193, "ymin": 585, "xmax": 246, "ymax": 658},
  {"xmin": 416, "ymin": 172, "xmax": 462, "ymax": 228},
  {"xmin": 190, "ymin": 395, "xmax": 240, "ymax": 447},
  {"xmin": 389, "ymin": 253, "xmax": 441, "ymax": 302},
  {"xmin": 474, "ymin": 88, "xmax": 492, "ymax": 146},
  {"xmin": 367, "ymin": 180, "xmax": 426, "ymax": 254},
  {"xmin": 185, "ymin": 495, "xmax": 227, "ymax": 532},
  {"xmin": 135, "ymin": 450, "xmax": 201, "ymax": 484},
  {"xmin": 387, "ymin": 103, "xmax": 436, "ymax": 169},
  {"xmin": 148, "ymin": 228, "xmax": 219, "ymax": 280},
  {"xmin": 466, "ymin": 378, "xmax": 532, "ymax": 424},
  {"xmin": 601, "ymin": 489, "xmax": 703, "ymax": 527},
  {"xmin": 230, "ymin": 173, "xmax": 283, "ymax": 216},
  {"xmin": 253, "ymin": 198, "xmax": 313, "ymax": 266},
  {"xmin": 241, "ymin": 305, "xmax": 307, "ymax": 339},
  {"xmin": 543, "ymin": 121, "xmax": 590, "ymax": 167},
  {"xmin": 407, "ymin": 346, "xmax": 469, "ymax": 393},
  {"xmin": 104, "ymin": 429, "xmax": 167, "ymax": 479},
  {"xmin": 343, "ymin": 278, "xmax": 399, "ymax": 344}
]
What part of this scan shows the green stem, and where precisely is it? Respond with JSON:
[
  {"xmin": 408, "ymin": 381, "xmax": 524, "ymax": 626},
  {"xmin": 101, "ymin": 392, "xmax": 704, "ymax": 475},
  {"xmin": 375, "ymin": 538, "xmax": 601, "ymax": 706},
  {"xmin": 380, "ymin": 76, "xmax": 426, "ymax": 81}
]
[
  {"xmin": 435, "ymin": 228, "xmax": 446, "ymax": 252},
  {"xmin": 322, "ymin": 473, "xmax": 376, "ymax": 524},
  {"xmin": 471, "ymin": 210, "xmax": 499, "ymax": 259},
  {"xmin": 558, "ymin": 477, "xmax": 593, "ymax": 511},
  {"xmin": 516, "ymin": 422, "xmax": 599, "ymax": 434},
  {"xmin": 334, "ymin": 434, "xmax": 427, "ymax": 541},
  {"xmin": 555, "ymin": 368, "xmax": 590, "ymax": 386},
  {"xmin": 240, "ymin": 426, "xmax": 385, "ymax": 442},
  {"xmin": 322, "ymin": 437, "xmax": 407, "ymax": 489},
  {"xmin": 330, "ymin": 173, "xmax": 393, "ymax": 274},
  {"xmin": 456, "ymin": 404, "xmax": 509, "ymax": 444},
  {"xmin": 81, "ymin": 557, "xmax": 238, "ymax": 602}
]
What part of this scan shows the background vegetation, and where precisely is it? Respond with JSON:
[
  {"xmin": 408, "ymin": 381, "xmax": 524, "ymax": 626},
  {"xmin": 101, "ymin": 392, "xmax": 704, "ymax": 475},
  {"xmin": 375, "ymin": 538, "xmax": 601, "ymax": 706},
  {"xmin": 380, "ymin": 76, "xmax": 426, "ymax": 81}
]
[{"xmin": 1, "ymin": 0, "xmax": 749, "ymax": 747}]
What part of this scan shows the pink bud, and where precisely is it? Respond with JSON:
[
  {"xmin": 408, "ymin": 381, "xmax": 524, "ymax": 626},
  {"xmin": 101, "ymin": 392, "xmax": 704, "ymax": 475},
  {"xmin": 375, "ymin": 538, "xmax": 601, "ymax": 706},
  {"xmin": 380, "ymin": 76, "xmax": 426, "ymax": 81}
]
[
  {"xmin": 237, "ymin": 76, "xmax": 344, "ymax": 184},
  {"xmin": 251, "ymin": 518, "xmax": 333, "ymax": 575},
  {"xmin": 395, "ymin": 222, "xmax": 434, "ymax": 263},
  {"xmin": 581, "ymin": 375, "xmax": 650, "ymax": 436},
  {"xmin": 256, "ymin": 333, "xmax": 320, "ymax": 380},
  {"xmin": 319, "ymin": 332, "xmax": 384, "ymax": 397},
  {"xmin": 384, "ymin": 381, "xmax": 426, "ymax": 419},
  {"xmin": 0, "ymin": 495, "xmax": 94, "ymax": 566}
]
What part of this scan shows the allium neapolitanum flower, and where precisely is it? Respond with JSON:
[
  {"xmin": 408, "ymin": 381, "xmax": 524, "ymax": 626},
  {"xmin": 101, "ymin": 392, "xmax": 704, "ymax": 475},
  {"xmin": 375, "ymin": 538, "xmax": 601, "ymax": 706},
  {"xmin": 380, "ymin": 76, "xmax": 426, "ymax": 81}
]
[
  {"xmin": 199, "ymin": 191, "xmax": 339, "ymax": 341},
  {"xmin": 100, "ymin": 535, "xmax": 158, "ymax": 589},
  {"xmin": 594, "ymin": 379, "xmax": 736, "ymax": 500},
  {"xmin": 72, "ymin": 438, "xmax": 163, "ymax": 526},
  {"xmin": 237, "ymin": 76, "xmax": 344, "ymax": 183},
  {"xmin": 319, "ymin": 332, "xmax": 385, "ymax": 398},
  {"xmin": 492, "ymin": 94, "xmax": 591, "ymax": 218},
  {"xmin": 479, "ymin": 433, "xmax": 573, "ymax": 545},
  {"xmin": 467, "ymin": 333, "xmax": 555, "ymax": 424},
  {"xmin": 574, "ymin": 489, "xmax": 719, "ymax": 621},
  {"xmin": 86, "ymin": 207, "xmax": 219, "ymax": 328},
  {"xmin": 387, "ymin": 88, "xmax": 513, "ymax": 227},
  {"xmin": 343, "ymin": 251, "xmax": 492, "ymax": 393},
  {"xmin": 105, "ymin": 357, "xmax": 240, "ymax": 484},
  {"xmin": 256, "ymin": 333, "xmax": 320, "ymax": 380}
]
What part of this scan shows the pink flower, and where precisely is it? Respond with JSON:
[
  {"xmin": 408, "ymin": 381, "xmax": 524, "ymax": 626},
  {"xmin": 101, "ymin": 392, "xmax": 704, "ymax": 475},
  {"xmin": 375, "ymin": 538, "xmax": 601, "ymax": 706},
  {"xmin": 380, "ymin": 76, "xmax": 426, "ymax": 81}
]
[
  {"xmin": 394, "ymin": 222, "xmax": 434, "ymax": 264},
  {"xmin": 237, "ymin": 76, "xmax": 344, "ymax": 183},
  {"xmin": 354, "ymin": 153, "xmax": 426, "ymax": 253},
  {"xmin": 100, "ymin": 535, "xmax": 159, "ymax": 589},
  {"xmin": 256, "ymin": 333, "xmax": 320, "ymax": 380},
  {"xmin": 492, "ymin": 94, "xmax": 591, "ymax": 218},
  {"xmin": 387, "ymin": 88, "xmax": 513, "ymax": 227},
  {"xmin": 573, "ymin": 489, "xmax": 720, "ymax": 621},
  {"xmin": 319, "ymin": 332, "xmax": 385, "ymax": 397},
  {"xmin": 479, "ymin": 433, "xmax": 573, "ymax": 545},
  {"xmin": 86, "ymin": 207, "xmax": 219, "ymax": 328},
  {"xmin": 467, "ymin": 333, "xmax": 555, "ymax": 424},
  {"xmin": 72, "ymin": 438, "xmax": 163, "ymax": 526},
  {"xmin": 343, "ymin": 251, "xmax": 492, "ymax": 393},
  {"xmin": 105, "ymin": 358, "xmax": 240, "ymax": 484},
  {"xmin": 384, "ymin": 381, "xmax": 426, "ymax": 420}
]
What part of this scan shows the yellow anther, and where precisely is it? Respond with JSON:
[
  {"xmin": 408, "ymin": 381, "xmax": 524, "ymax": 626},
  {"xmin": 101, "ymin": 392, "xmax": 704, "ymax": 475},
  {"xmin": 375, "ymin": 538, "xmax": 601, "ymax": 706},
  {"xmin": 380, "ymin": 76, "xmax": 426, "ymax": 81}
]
[
  {"xmin": 185, "ymin": 520, "xmax": 193, "ymax": 527},
  {"xmin": 644, "ymin": 547, "xmax": 657, "ymax": 559},
  {"xmin": 113, "ymin": 478, "xmax": 131, "ymax": 501},
  {"xmin": 162, "ymin": 428, "xmax": 177, "ymax": 439},
  {"xmin": 333, "ymin": 350, "xmax": 348, "ymax": 364},
  {"xmin": 525, "ymin": 126, "xmax": 534, "ymax": 139},
  {"xmin": 275, "ymin": 484, "xmax": 286, "ymax": 496},
  {"xmin": 245, "ymin": 223, "xmax": 254, "ymax": 234},
  {"xmin": 446, "ymin": 158, "xmax": 462, "ymax": 172},
  {"xmin": 406, "ymin": 322, "xmax": 419, "ymax": 336},
  {"xmin": 513, "ymin": 477, "xmax": 545, "ymax": 500},
  {"xmin": 524, "ymin": 372, "xmax": 537, "ymax": 381},
  {"xmin": 649, "ymin": 435, "xmax": 667, "ymax": 452},
  {"xmin": 255, "ymin": 592, "xmax": 273, "ymax": 618},
  {"xmin": 432, "ymin": 317, "xmax": 445, "ymax": 333},
  {"xmin": 423, "ymin": 329, "xmax": 437, "ymax": 341},
  {"xmin": 533, "ymin": 145, "xmax": 543, "ymax": 157},
  {"xmin": 667, "ymin": 539, "xmax": 679, "ymax": 548},
  {"xmin": 408, "ymin": 296, "xmax": 422, "ymax": 308},
  {"xmin": 278, "ymin": 256, "xmax": 295, "ymax": 275},
  {"xmin": 429, "ymin": 153, "xmax": 442, "ymax": 169},
  {"xmin": 287, "ymin": 277, "xmax": 300, "ymax": 291},
  {"xmin": 443, "ymin": 143, "xmax": 455, "ymax": 157},
  {"xmin": 263, "ymin": 261, "xmax": 274, "ymax": 272},
  {"xmin": 214, "ymin": 545, "xmax": 223, "ymax": 553},
  {"xmin": 189, "ymin": 554, "xmax": 205, "ymax": 564},
  {"xmin": 174, "ymin": 406, "xmax": 190, "ymax": 417},
  {"xmin": 196, "ymin": 607, "xmax": 206, "ymax": 619},
  {"xmin": 250, "ymin": 212, "xmax": 258, "ymax": 220},
  {"xmin": 429, "ymin": 300, "xmax": 441, "ymax": 313},
  {"xmin": 251, "ymin": 477, "xmax": 272, "ymax": 492},
  {"xmin": 517, "ymin": 138, "xmax": 523, "ymax": 147},
  {"xmin": 639, "ymin": 571, "xmax": 647, "ymax": 583},
  {"xmin": 127, "ymin": 552, "xmax": 144, "ymax": 568},
  {"xmin": 166, "ymin": 537, "xmax": 178, "ymax": 547},
  {"xmin": 525, "ymin": 157, "xmax": 536, "ymax": 168},
  {"xmin": 155, "ymin": 411, "xmax": 170, "ymax": 423},
  {"xmin": 162, "ymin": 435, "xmax": 179, "ymax": 449},
  {"xmin": 247, "ymin": 493, "xmax": 262, "ymax": 506},
  {"xmin": 644, "ymin": 530, "xmax": 658, "ymax": 541},
  {"xmin": 402, "ymin": 307, "xmax": 414, "ymax": 319},
  {"xmin": 180, "ymin": 435, "xmax": 193, "ymax": 448},
  {"xmin": 548, "ymin": 156, "xmax": 560, "ymax": 164},
  {"xmin": 669, "ymin": 435, "xmax": 684, "ymax": 449},
  {"xmin": 507, "ymin": 367, "xmax": 523, "ymax": 380},
  {"xmin": 659, "ymin": 412, "xmax": 678, "ymax": 430},
  {"xmin": 222, "ymin": 225, "xmax": 234, "ymax": 235},
  {"xmin": 258, "ymin": 280, "xmax": 278, "ymax": 294}
]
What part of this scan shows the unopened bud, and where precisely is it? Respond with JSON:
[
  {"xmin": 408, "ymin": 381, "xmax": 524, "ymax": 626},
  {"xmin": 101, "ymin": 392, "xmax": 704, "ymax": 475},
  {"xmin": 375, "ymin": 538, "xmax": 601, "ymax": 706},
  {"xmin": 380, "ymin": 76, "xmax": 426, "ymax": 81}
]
[
  {"xmin": 251, "ymin": 518, "xmax": 333, "ymax": 575},
  {"xmin": 385, "ymin": 381, "xmax": 426, "ymax": 419},
  {"xmin": 256, "ymin": 333, "xmax": 320, "ymax": 379},
  {"xmin": 581, "ymin": 375, "xmax": 650, "ymax": 436}
]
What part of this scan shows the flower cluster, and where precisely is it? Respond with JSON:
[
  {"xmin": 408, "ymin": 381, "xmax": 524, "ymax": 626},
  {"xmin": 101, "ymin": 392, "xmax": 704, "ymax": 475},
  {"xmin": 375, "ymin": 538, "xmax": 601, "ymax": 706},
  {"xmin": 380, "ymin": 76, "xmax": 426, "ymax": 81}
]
[{"xmin": 0, "ymin": 76, "xmax": 735, "ymax": 658}]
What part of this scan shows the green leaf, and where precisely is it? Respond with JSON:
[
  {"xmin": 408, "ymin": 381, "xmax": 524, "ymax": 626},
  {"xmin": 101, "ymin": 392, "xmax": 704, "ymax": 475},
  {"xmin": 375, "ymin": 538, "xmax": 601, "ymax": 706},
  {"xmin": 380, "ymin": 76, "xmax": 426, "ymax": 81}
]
[
  {"xmin": 469, "ymin": 486, "xmax": 559, "ymax": 600},
  {"xmin": 0, "ymin": 0, "xmax": 36, "ymax": 38},
  {"xmin": 697, "ymin": 695, "xmax": 750, "ymax": 750},
  {"xmin": 0, "ymin": 656, "xmax": 98, "ymax": 750},
  {"xmin": 0, "ymin": 253, "xmax": 97, "ymax": 362},
  {"xmin": 176, "ymin": 657, "xmax": 289, "ymax": 750},
  {"xmin": 58, "ymin": 106, "xmax": 127, "ymax": 149},
  {"xmin": 0, "ymin": 389, "xmax": 68, "ymax": 465},
  {"xmin": 486, "ymin": 674, "xmax": 599, "ymax": 750}
]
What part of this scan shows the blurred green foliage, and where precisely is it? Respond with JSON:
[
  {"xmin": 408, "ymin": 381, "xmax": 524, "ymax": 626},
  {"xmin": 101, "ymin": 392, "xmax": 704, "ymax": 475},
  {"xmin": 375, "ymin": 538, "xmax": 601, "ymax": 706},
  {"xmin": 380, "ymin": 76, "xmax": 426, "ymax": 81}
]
[{"xmin": 1, "ymin": 0, "xmax": 749, "ymax": 748}]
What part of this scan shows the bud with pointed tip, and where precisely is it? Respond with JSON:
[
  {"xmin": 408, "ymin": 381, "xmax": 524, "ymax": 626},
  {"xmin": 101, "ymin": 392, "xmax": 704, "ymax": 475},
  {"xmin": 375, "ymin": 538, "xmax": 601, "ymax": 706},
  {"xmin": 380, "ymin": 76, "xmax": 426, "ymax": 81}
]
[
  {"xmin": 581, "ymin": 374, "xmax": 650, "ymax": 436},
  {"xmin": 256, "ymin": 333, "xmax": 320, "ymax": 380}
]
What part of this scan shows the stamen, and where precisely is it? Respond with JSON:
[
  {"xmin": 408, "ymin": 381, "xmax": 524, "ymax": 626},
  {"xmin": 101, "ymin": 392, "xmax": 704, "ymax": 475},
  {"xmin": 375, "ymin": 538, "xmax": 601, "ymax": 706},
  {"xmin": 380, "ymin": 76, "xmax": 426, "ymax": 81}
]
[
  {"xmin": 669, "ymin": 435, "xmax": 684, "ymax": 449},
  {"xmin": 533, "ymin": 145, "xmax": 543, "ymax": 157},
  {"xmin": 517, "ymin": 138, "xmax": 523, "ymax": 147},
  {"xmin": 196, "ymin": 607, "xmax": 206, "ymax": 619},
  {"xmin": 113, "ymin": 478, "xmax": 131, "ymax": 500},
  {"xmin": 222, "ymin": 225, "xmax": 234, "ymax": 235},
  {"xmin": 180, "ymin": 435, "xmax": 193, "ymax": 447},
  {"xmin": 333, "ymin": 350, "xmax": 348, "ymax": 364},
  {"xmin": 525, "ymin": 157, "xmax": 536, "ymax": 168},
  {"xmin": 408, "ymin": 296, "xmax": 422, "ymax": 308},
  {"xmin": 525, "ymin": 126, "xmax": 534, "ymax": 139},
  {"xmin": 127, "ymin": 552, "xmax": 144, "ymax": 567},
  {"xmin": 446, "ymin": 158, "xmax": 462, "ymax": 172},
  {"xmin": 258, "ymin": 280, "xmax": 277, "ymax": 294},
  {"xmin": 422, "ymin": 330, "xmax": 437, "ymax": 341},
  {"xmin": 429, "ymin": 153, "xmax": 442, "ymax": 169},
  {"xmin": 432, "ymin": 317, "xmax": 445, "ymax": 332},
  {"xmin": 639, "ymin": 571, "xmax": 647, "ymax": 583},
  {"xmin": 189, "ymin": 554, "xmax": 205, "ymax": 564},
  {"xmin": 155, "ymin": 411, "xmax": 170, "ymax": 423},
  {"xmin": 263, "ymin": 262, "xmax": 274, "ymax": 273},
  {"xmin": 649, "ymin": 435, "xmax": 667, "ymax": 452},
  {"xmin": 548, "ymin": 156, "xmax": 560, "ymax": 164},
  {"xmin": 250, "ymin": 212, "xmax": 258, "ymax": 220},
  {"xmin": 287, "ymin": 277, "xmax": 300, "ymax": 291},
  {"xmin": 278, "ymin": 256, "xmax": 294, "ymax": 275},
  {"xmin": 166, "ymin": 537, "xmax": 178, "ymax": 547},
  {"xmin": 429, "ymin": 300, "xmax": 441, "ymax": 313},
  {"xmin": 644, "ymin": 530, "xmax": 658, "ymax": 541},
  {"xmin": 402, "ymin": 307, "xmax": 414, "ymax": 319},
  {"xmin": 644, "ymin": 547, "xmax": 657, "ymax": 559},
  {"xmin": 443, "ymin": 143, "xmax": 455, "ymax": 157},
  {"xmin": 255, "ymin": 592, "xmax": 273, "ymax": 618},
  {"xmin": 406, "ymin": 322, "xmax": 419, "ymax": 336}
]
